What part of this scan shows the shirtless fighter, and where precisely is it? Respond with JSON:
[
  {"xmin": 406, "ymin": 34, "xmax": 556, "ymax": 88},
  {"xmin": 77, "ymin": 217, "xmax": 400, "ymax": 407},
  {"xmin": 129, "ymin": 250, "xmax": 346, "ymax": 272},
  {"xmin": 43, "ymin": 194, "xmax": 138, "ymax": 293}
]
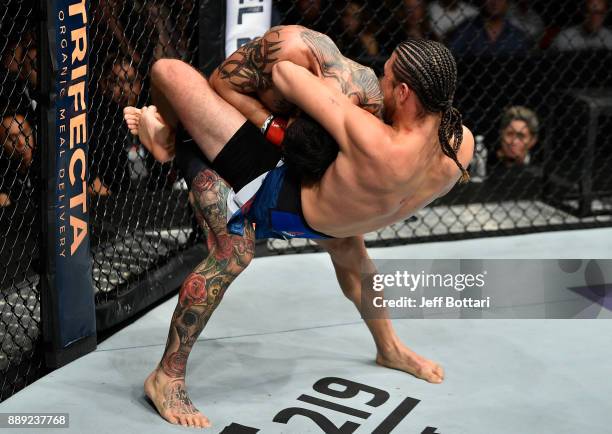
[{"xmin": 124, "ymin": 26, "xmax": 473, "ymax": 428}]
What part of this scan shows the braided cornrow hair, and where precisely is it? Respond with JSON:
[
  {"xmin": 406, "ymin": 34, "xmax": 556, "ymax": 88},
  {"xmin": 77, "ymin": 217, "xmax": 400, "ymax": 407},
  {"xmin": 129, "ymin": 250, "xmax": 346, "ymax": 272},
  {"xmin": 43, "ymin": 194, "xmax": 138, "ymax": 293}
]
[{"xmin": 392, "ymin": 39, "xmax": 469, "ymax": 183}]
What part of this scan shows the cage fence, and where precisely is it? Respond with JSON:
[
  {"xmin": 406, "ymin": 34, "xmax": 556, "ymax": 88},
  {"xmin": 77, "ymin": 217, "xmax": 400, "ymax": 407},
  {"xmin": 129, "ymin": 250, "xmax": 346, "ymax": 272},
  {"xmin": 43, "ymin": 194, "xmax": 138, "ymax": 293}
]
[
  {"xmin": 1, "ymin": 0, "xmax": 44, "ymax": 402},
  {"xmin": 87, "ymin": 0, "xmax": 202, "ymax": 311}
]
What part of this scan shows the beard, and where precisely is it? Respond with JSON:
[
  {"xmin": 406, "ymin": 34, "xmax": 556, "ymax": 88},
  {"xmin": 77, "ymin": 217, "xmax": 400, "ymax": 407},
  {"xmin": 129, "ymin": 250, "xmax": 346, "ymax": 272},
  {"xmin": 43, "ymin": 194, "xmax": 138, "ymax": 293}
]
[{"xmin": 382, "ymin": 99, "xmax": 395, "ymax": 124}]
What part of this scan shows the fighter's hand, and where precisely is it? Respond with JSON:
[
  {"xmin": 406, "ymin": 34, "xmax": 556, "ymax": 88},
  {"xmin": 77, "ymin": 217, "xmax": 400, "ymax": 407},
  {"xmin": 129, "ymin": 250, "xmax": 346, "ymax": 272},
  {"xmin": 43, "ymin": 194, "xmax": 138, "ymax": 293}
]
[{"xmin": 261, "ymin": 115, "xmax": 288, "ymax": 147}]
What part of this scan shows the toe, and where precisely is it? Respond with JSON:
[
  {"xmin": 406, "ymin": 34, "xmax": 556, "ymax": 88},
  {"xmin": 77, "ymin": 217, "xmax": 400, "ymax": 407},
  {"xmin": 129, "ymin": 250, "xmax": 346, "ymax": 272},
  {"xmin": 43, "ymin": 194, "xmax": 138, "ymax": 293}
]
[
  {"xmin": 123, "ymin": 106, "xmax": 140, "ymax": 115},
  {"xmin": 178, "ymin": 415, "xmax": 188, "ymax": 426},
  {"xmin": 165, "ymin": 412, "xmax": 179, "ymax": 425}
]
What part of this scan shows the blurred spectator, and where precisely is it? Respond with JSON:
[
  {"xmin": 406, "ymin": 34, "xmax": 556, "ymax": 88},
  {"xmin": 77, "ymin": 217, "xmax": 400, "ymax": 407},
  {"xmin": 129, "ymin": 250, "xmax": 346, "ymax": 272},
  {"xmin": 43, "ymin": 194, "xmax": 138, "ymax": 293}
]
[
  {"xmin": 1, "ymin": 32, "xmax": 37, "ymax": 90},
  {"xmin": 1, "ymin": 31, "xmax": 38, "ymax": 110},
  {"xmin": 337, "ymin": 1, "xmax": 381, "ymax": 59},
  {"xmin": 507, "ymin": 1, "xmax": 544, "ymax": 42},
  {"xmin": 172, "ymin": 0, "xmax": 198, "ymax": 57},
  {"xmin": 88, "ymin": 59, "xmax": 142, "ymax": 196},
  {"xmin": 399, "ymin": 0, "xmax": 440, "ymax": 41},
  {"xmin": 143, "ymin": 1, "xmax": 186, "ymax": 60},
  {"xmin": 92, "ymin": 0, "xmax": 143, "ymax": 64},
  {"xmin": 1, "ymin": 114, "xmax": 34, "ymax": 175},
  {"xmin": 491, "ymin": 106, "xmax": 539, "ymax": 167},
  {"xmin": 551, "ymin": 0, "xmax": 612, "ymax": 51},
  {"xmin": 280, "ymin": 0, "xmax": 334, "ymax": 33},
  {"xmin": 428, "ymin": 0, "xmax": 478, "ymax": 41},
  {"xmin": 0, "ymin": 114, "xmax": 35, "ymax": 207},
  {"xmin": 103, "ymin": 60, "xmax": 143, "ymax": 108},
  {"xmin": 448, "ymin": 0, "xmax": 531, "ymax": 55}
]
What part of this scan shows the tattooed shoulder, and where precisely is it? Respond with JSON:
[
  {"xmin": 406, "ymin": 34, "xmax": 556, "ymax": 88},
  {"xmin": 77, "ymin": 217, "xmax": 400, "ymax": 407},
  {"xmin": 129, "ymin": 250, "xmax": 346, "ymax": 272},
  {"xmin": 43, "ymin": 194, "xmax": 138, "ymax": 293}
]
[
  {"xmin": 299, "ymin": 29, "xmax": 344, "ymax": 72},
  {"xmin": 217, "ymin": 31, "xmax": 284, "ymax": 93},
  {"xmin": 347, "ymin": 60, "xmax": 383, "ymax": 115}
]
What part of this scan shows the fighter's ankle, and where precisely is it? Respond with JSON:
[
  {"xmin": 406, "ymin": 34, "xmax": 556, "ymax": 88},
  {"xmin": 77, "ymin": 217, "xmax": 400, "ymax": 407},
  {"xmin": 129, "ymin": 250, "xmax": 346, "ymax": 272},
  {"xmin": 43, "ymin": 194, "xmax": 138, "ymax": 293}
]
[{"xmin": 377, "ymin": 339, "xmax": 404, "ymax": 356}]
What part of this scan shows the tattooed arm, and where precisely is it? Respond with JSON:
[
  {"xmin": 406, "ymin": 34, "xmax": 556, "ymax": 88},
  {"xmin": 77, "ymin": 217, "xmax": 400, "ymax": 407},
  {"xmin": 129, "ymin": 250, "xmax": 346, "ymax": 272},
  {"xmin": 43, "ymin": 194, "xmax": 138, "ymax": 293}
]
[
  {"xmin": 299, "ymin": 29, "xmax": 383, "ymax": 117},
  {"xmin": 345, "ymin": 59, "xmax": 384, "ymax": 118},
  {"xmin": 210, "ymin": 29, "xmax": 284, "ymax": 127}
]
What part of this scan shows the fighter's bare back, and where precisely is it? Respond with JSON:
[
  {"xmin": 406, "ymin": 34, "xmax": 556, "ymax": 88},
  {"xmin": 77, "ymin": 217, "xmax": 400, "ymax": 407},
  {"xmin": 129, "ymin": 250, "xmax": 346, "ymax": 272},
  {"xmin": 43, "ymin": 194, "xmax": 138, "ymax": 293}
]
[{"xmin": 271, "ymin": 59, "xmax": 474, "ymax": 238}]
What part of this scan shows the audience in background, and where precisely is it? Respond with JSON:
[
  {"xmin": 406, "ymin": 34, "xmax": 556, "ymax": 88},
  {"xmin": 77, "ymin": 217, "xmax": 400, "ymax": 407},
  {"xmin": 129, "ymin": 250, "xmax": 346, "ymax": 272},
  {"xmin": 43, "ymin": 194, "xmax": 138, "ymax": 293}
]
[
  {"xmin": 448, "ymin": 0, "xmax": 531, "ymax": 55},
  {"xmin": 336, "ymin": 1, "xmax": 381, "ymax": 59},
  {"xmin": 1, "ymin": 0, "xmax": 610, "ymax": 209},
  {"xmin": 92, "ymin": 0, "xmax": 143, "ymax": 64},
  {"xmin": 88, "ymin": 59, "xmax": 143, "ymax": 196},
  {"xmin": 428, "ymin": 0, "xmax": 478, "ymax": 41},
  {"xmin": 281, "ymin": 0, "xmax": 334, "ymax": 34},
  {"xmin": 0, "ymin": 114, "xmax": 36, "ymax": 207},
  {"xmin": 143, "ymin": 1, "xmax": 189, "ymax": 60},
  {"xmin": 398, "ymin": 0, "xmax": 440, "ymax": 41},
  {"xmin": 491, "ymin": 106, "xmax": 539, "ymax": 167},
  {"xmin": 507, "ymin": 0, "xmax": 545, "ymax": 43},
  {"xmin": 1, "ymin": 32, "xmax": 37, "ymax": 90},
  {"xmin": 551, "ymin": 0, "xmax": 612, "ymax": 50},
  {"xmin": 103, "ymin": 60, "xmax": 143, "ymax": 108},
  {"xmin": 92, "ymin": 0, "xmax": 194, "ymax": 69},
  {"xmin": 1, "ymin": 31, "xmax": 38, "ymax": 111}
]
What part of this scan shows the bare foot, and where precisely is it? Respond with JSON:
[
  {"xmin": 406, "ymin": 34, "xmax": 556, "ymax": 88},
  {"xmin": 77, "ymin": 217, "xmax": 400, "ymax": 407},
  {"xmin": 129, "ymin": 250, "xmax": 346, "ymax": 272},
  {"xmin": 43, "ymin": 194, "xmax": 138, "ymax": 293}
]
[
  {"xmin": 123, "ymin": 105, "xmax": 176, "ymax": 163},
  {"xmin": 144, "ymin": 367, "xmax": 211, "ymax": 428},
  {"xmin": 376, "ymin": 345, "xmax": 445, "ymax": 384}
]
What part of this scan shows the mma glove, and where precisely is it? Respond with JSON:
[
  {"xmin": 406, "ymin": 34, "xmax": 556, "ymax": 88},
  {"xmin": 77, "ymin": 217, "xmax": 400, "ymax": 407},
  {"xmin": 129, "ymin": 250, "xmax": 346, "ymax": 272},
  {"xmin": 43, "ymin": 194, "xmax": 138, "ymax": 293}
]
[{"xmin": 261, "ymin": 115, "xmax": 288, "ymax": 147}]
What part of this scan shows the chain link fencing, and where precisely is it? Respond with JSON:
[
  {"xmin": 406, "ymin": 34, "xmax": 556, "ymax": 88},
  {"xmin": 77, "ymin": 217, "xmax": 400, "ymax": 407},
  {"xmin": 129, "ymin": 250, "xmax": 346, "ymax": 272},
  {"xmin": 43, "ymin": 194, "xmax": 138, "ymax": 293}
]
[
  {"xmin": 267, "ymin": 0, "xmax": 612, "ymax": 253},
  {"xmin": 1, "ymin": 0, "xmax": 44, "ymax": 402},
  {"xmin": 88, "ymin": 0, "xmax": 203, "ymax": 323}
]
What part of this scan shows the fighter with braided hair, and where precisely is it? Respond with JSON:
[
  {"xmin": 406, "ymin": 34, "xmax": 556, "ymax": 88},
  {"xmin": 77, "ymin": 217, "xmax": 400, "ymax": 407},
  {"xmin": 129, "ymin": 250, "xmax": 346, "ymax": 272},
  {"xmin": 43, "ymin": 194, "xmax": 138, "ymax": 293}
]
[
  {"xmin": 267, "ymin": 36, "xmax": 474, "ymax": 238},
  {"xmin": 391, "ymin": 39, "xmax": 469, "ymax": 182},
  {"xmin": 124, "ymin": 30, "xmax": 474, "ymax": 428}
]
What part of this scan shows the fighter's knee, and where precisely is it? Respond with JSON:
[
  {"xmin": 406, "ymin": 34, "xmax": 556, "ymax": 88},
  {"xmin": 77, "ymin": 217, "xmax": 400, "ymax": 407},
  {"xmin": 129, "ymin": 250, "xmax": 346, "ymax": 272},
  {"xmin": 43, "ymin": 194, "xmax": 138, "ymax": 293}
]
[
  {"xmin": 322, "ymin": 237, "xmax": 364, "ymax": 257},
  {"xmin": 151, "ymin": 59, "xmax": 201, "ymax": 88},
  {"xmin": 191, "ymin": 169, "xmax": 224, "ymax": 208},
  {"xmin": 208, "ymin": 234, "xmax": 255, "ymax": 271},
  {"xmin": 150, "ymin": 59, "xmax": 174, "ymax": 83}
]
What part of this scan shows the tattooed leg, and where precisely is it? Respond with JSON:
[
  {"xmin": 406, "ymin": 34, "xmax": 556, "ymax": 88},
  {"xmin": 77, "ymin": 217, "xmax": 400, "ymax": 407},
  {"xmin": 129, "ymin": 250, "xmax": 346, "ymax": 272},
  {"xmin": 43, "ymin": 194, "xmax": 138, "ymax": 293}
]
[{"xmin": 144, "ymin": 169, "xmax": 255, "ymax": 428}]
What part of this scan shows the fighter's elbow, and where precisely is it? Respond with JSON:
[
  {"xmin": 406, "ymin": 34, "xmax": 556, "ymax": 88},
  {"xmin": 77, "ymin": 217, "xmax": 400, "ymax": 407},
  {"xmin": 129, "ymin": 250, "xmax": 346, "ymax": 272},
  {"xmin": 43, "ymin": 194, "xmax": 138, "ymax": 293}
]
[
  {"xmin": 271, "ymin": 61, "xmax": 293, "ymax": 92},
  {"xmin": 461, "ymin": 126, "xmax": 475, "ymax": 162},
  {"xmin": 272, "ymin": 60, "xmax": 291, "ymax": 76},
  {"xmin": 208, "ymin": 68, "xmax": 222, "ymax": 92}
]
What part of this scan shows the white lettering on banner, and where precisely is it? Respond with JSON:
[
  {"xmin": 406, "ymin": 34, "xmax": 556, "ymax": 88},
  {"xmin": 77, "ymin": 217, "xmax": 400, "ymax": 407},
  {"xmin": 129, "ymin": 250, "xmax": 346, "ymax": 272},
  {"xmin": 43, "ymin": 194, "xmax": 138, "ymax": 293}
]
[{"xmin": 225, "ymin": 0, "xmax": 272, "ymax": 57}]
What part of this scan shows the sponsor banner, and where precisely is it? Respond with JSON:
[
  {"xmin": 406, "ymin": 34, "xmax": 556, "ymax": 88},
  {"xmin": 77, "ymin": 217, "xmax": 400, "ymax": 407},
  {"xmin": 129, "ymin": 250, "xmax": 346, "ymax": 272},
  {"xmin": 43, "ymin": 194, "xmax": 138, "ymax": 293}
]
[
  {"xmin": 49, "ymin": 0, "xmax": 95, "ymax": 346},
  {"xmin": 225, "ymin": 0, "xmax": 272, "ymax": 55}
]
